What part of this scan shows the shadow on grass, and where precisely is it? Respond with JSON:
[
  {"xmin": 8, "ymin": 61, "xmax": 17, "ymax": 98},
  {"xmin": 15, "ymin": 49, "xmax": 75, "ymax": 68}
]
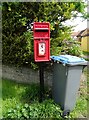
[
  {"xmin": 21, "ymin": 83, "xmax": 52, "ymax": 103},
  {"xmin": 2, "ymin": 79, "xmax": 52, "ymax": 103},
  {"xmin": 21, "ymin": 83, "xmax": 40, "ymax": 103}
]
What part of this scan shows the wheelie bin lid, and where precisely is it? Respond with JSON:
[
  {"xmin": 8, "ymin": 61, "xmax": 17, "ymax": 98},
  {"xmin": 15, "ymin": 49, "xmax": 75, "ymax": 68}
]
[{"xmin": 50, "ymin": 55, "xmax": 87, "ymax": 66}]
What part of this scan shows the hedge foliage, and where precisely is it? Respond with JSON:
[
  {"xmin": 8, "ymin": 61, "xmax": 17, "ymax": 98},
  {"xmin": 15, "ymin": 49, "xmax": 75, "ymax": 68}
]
[
  {"xmin": 2, "ymin": 2, "xmax": 86, "ymax": 68},
  {"xmin": 3, "ymin": 31, "xmax": 34, "ymax": 67}
]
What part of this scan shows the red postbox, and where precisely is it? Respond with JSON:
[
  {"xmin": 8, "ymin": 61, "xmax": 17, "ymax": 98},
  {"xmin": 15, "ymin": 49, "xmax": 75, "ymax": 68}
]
[{"xmin": 33, "ymin": 22, "xmax": 50, "ymax": 62}]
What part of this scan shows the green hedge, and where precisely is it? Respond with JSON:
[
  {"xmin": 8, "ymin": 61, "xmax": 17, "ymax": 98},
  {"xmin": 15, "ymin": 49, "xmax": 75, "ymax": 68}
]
[
  {"xmin": 2, "ymin": 31, "xmax": 37, "ymax": 68},
  {"xmin": 2, "ymin": 2, "xmax": 85, "ymax": 69}
]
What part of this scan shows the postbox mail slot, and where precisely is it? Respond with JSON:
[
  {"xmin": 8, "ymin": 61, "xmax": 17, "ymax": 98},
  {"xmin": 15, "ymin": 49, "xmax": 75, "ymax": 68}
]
[
  {"xmin": 34, "ymin": 28, "xmax": 49, "ymax": 30},
  {"xmin": 34, "ymin": 37, "xmax": 49, "ymax": 39}
]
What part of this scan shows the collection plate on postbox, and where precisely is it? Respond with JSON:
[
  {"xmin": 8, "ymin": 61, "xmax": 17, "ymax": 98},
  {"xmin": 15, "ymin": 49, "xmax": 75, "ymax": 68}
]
[{"xmin": 33, "ymin": 22, "xmax": 50, "ymax": 62}]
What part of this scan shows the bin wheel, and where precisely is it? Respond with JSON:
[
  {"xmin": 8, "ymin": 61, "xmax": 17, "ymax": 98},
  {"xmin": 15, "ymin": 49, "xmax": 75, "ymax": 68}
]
[{"xmin": 61, "ymin": 110, "xmax": 70, "ymax": 119}]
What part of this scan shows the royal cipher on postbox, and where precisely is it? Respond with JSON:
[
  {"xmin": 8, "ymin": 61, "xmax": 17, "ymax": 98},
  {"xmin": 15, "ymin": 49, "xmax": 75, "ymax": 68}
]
[{"xmin": 33, "ymin": 22, "xmax": 50, "ymax": 62}]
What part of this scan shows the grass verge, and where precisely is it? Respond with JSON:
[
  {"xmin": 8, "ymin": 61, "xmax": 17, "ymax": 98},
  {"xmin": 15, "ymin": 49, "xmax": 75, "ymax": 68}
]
[{"xmin": 1, "ymin": 74, "xmax": 88, "ymax": 119}]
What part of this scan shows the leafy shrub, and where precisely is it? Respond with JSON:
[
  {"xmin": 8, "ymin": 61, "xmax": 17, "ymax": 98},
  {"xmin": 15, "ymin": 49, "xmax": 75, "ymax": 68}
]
[
  {"xmin": 2, "ymin": 31, "xmax": 38, "ymax": 69},
  {"xmin": 61, "ymin": 40, "xmax": 83, "ymax": 57},
  {"xmin": 2, "ymin": 2, "xmax": 86, "ymax": 69},
  {"xmin": 51, "ymin": 46, "xmax": 62, "ymax": 56},
  {"xmin": 3, "ymin": 100, "xmax": 62, "ymax": 119},
  {"xmin": 68, "ymin": 44, "xmax": 83, "ymax": 57}
]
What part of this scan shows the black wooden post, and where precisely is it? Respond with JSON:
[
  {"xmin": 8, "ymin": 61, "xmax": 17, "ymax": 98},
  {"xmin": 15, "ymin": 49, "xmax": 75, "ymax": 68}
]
[{"xmin": 39, "ymin": 62, "xmax": 44, "ymax": 102}]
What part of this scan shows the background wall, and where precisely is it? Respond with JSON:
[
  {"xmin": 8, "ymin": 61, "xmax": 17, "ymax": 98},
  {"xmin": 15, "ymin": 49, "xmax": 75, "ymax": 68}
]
[
  {"xmin": 2, "ymin": 64, "xmax": 86, "ymax": 88},
  {"xmin": 2, "ymin": 64, "xmax": 53, "ymax": 86}
]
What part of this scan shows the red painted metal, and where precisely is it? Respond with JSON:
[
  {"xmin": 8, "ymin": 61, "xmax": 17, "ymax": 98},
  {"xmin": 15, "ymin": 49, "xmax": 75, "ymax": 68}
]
[{"xmin": 33, "ymin": 22, "xmax": 50, "ymax": 62}]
